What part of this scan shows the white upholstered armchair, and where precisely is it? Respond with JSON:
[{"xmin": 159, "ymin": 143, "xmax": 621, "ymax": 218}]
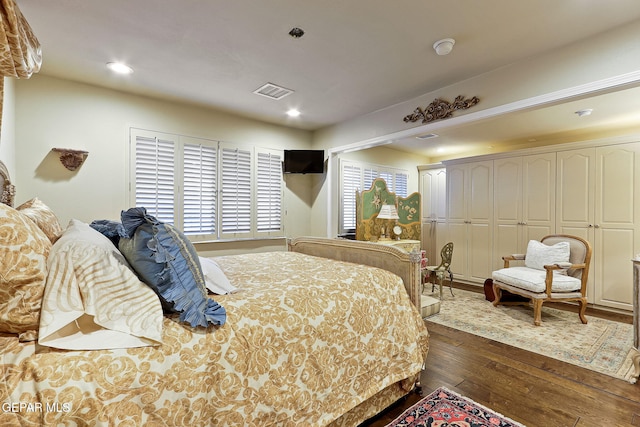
[{"xmin": 492, "ymin": 234, "xmax": 592, "ymax": 326}]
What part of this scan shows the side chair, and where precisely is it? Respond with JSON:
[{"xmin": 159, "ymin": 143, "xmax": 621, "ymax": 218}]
[
  {"xmin": 491, "ymin": 234, "xmax": 592, "ymax": 326},
  {"xmin": 424, "ymin": 242, "xmax": 454, "ymax": 299}
]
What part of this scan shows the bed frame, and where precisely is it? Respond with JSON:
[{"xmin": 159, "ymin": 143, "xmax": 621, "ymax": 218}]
[
  {"xmin": 289, "ymin": 236, "xmax": 422, "ymax": 309},
  {"xmin": 0, "ymin": 160, "xmax": 15, "ymax": 207},
  {"xmin": 0, "ymin": 161, "xmax": 426, "ymax": 425}
]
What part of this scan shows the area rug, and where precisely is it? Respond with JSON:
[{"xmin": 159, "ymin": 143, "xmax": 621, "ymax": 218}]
[
  {"xmin": 425, "ymin": 289, "xmax": 635, "ymax": 381},
  {"xmin": 386, "ymin": 386, "xmax": 525, "ymax": 427}
]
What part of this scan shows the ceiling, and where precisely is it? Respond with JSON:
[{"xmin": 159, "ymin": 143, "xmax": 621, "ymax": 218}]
[{"xmin": 15, "ymin": 0, "xmax": 640, "ymax": 157}]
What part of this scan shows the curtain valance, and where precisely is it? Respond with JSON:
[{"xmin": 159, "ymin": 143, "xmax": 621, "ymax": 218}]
[{"xmin": 0, "ymin": 0, "xmax": 41, "ymax": 78}]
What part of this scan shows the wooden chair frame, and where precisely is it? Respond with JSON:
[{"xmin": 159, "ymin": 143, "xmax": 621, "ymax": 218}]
[{"xmin": 492, "ymin": 234, "xmax": 592, "ymax": 326}]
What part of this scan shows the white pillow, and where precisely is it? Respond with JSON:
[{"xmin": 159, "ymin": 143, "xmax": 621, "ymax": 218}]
[
  {"xmin": 39, "ymin": 220, "xmax": 163, "ymax": 350},
  {"xmin": 199, "ymin": 257, "xmax": 239, "ymax": 295},
  {"xmin": 525, "ymin": 240, "xmax": 570, "ymax": 271}
]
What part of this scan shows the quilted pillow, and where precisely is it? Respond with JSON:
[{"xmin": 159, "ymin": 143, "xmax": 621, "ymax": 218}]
[
  {"xmin": 16, "ymin": 197, "xmax": 63, "ymax": 243},
  {"xmin": 525, "ymin": 240, "xmax": 570, "ymax": 271},
  {"xmin": 0, "ymin": 203, "xmax": 51, "ymax": 339},
  {"xmin": 118, "ymin": 207, "xmax": 226, "ymax": 327}
]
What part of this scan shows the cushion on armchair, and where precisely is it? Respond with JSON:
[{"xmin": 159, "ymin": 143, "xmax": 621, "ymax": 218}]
[
  {"xmin": 492, "ymin": 266, "xmax": 581, "ymax": 293},
  {"xmin": 524, "ymin": 240, "xmax": 570, "ymax": 270}
]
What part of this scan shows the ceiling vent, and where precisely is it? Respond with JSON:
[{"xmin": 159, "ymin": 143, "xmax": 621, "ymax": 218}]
[
  {"xmin": 415, "ymin": 133, "xmax": 439, "ymax": 140},
  {"xmin": 253, "ymin": 83, "xmax": 294, "ymax": 100}
]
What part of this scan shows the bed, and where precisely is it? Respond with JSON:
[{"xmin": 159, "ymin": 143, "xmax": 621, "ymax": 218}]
[{"xmin": 0, "ymin": 160, "xmax": 429, "ymax": 426}]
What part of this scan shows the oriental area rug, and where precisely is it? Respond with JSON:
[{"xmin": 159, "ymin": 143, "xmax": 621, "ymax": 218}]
[
  {"xmin": 425, "ymin": 289, "xmax": 635, "ymax": 381},
  {"xmin": 386, "ymin": 387, "xmax": 525, "ymax": 427}
]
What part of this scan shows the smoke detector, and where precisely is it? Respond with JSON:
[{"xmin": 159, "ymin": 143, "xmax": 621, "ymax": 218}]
[{"xmin": 433, "ymin": 38, "xmax": 455, "ymax": 56}]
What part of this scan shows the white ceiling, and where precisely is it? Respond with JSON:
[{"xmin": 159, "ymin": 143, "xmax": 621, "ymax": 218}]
[{"xmin": 15, "ymin": 0, "xmax": 640, "ymax": 157}]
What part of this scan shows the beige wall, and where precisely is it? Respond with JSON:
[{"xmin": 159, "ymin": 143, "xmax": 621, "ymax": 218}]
[
  {"xmin": 14, "ymin": 75, "xmax": 314, "ymax": 254},
  {"xmin": 310, "ymin": 18, "xmax": 640, "ymax": 237}
]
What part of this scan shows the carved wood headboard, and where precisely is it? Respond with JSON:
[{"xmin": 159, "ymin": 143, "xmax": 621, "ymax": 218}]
[{"xmin": 0, "ymin": 160, "xmax": 15, "ymax": 207}]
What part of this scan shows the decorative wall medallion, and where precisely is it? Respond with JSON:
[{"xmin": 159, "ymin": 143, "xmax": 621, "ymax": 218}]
[
  {"xmin": 403, "ymin": 95, "xmax": 479, "ymax": 124},
  {"xmin": 52, "ymin": 148, "xmax": 89, "ymax": 171}
]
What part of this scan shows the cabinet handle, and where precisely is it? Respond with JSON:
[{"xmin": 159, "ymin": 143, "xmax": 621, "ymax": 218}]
[
  {"xmin": 594, "ymin": 224, "xmax": 600, "ymax": 228},
  {"xmin": 588, "ymin": 224, "xmax": 593, "ymax": 228}
]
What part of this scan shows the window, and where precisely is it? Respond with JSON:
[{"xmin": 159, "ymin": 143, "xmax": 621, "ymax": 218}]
[
  {"xmin": 130, "ymin": 129, "xmax": 283, "ymax": 240},
  {"xmin": 183, "ymin": 142, "xmax": 217, "ymax": 235},
  {"xmin": 256, "ymin": 150, "xmax": 284, "ymax": 233},
  {"xmin": 339, "ymin": 159, "xmax": 409, "ymax": 234},
  {"xmin": 133, "ymin": 134, "xmax": 175, "ymax": 224},
  {"xmin": 220, "ymin": 145, "xmax": 252, "ymax": 238}
]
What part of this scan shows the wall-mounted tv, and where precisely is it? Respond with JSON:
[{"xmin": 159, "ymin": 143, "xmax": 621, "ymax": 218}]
[{"xmin": 283, "ymin": 150, "xmax": 325, "ymax": 174}]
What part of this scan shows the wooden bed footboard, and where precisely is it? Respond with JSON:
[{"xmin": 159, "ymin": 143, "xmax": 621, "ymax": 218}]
[{"xmin": 288, "ymin": 237, "xmax": 422, "ymax": 309}]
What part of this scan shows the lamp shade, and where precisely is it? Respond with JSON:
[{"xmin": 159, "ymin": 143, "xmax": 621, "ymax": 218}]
[{"xmin": 377, "ymin": 204, "xmax": 399, "ymax": 220}]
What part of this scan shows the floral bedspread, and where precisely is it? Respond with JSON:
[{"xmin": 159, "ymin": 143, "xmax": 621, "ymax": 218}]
[{"xmin": 0, "ymin": 251, "xmax": 429, "ymax": 426}]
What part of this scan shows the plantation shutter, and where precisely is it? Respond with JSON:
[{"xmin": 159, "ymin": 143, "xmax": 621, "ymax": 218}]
[
  {"xmin": 134, "ymin": 134, "xmax": 175, "ymax": 224},
  {"xmin": 183, "ymin": 142, "xmax": 217, "ymax": 236},
  {"xmin": 220, "ymin": 145, "xmax": 252, "ymax": 237},
  {"xmin": 395, "ymin": 172, "xmax": 409, "ymax": 197},
  {"xmin": 364, "ymin": 168, "xmax": 377, "ymax": 190},
  {"xmin": 379, "ymin": 170, "xmax": 394, "ymax": 190},
  {"xmin": 256, "ymin": 149, "xmax": 283, "ymax": 234},
  {"xmin": 341, "ymin": 162, "xmax": 362, "ymax": 232}
]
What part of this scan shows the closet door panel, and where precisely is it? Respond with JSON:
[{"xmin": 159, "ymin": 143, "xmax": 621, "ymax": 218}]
[
  {"xmin": 494, "ymin": 158, "xmax": 521, "ymax": 223},
  {"xmin": 494, "ymin": 224, "xmax": 519, "ymax": 270},
  {"xmin": 523, "ymin": 153, "xmax": 555, "ymax": 225},
  {"xmin": 469, "ymin": 223, "xmax": 492, "ymax": 282},
  {"xmin": 448, "ymin": 221, "xmax": 468, "ymax": 278},
  {"xmin": 593, "ymin": 143, "xmax": 640, "ymax": 310},
  {"xmin": 468, "ymin": 161, "xmax": 492, "ymax": 223},
  {"xmin": 596, "ymin": 228, "xmax": 634, "ymax": 309},
  {"xmin": 556, "ymin": 149, "xmax": 594, "ymax": 229},
  {"xmin": 596, "ymin": 145, "xmax": 637, "ymax": 227},
  {"xmin": 447, "ymin": 165, "xmax": 466, "ymax": 221},
  {"xmin": 434, "ymin": 168, "xmax": 447, "ymax": 221}
]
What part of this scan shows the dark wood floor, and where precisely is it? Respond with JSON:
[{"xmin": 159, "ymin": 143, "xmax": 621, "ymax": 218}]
[{"xmin": 361, "ymin": 286, "xmax": 640, "ymax": 427}]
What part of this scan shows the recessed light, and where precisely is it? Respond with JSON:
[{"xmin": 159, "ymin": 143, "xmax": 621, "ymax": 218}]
[
  {"xmin": 286, "ymin": 109, "xmax": 301, "ymax": 118},
  {"xmin": 106, "ymin": 62, "xmax": 133, "ymax": 74},
  {"xmin": 575, "ymin": 109, "xmax": 593, "ymax": 117}
]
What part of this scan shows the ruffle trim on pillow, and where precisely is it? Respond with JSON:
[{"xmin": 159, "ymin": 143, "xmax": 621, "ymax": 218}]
[{"xmin": 120, "ymin": 207, "xmax": 226, "ymax": 328}]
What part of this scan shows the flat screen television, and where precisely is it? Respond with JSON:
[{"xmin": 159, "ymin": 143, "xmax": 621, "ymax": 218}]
[{"xmin": 283, "ymin": 150, "xmax": 325, "ymax": 174}]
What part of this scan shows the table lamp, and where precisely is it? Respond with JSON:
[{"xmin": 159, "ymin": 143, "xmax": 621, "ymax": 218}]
[{"xmin": 377, "ymin": 204, "xmax": 399, "ymax": 240}]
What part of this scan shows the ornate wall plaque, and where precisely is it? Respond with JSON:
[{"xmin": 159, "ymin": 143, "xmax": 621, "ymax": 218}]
[
  {"xmin": 403, "ymin": 95, "xmax": 479, "ymax": 124},
  {"xmin": 52, "ymin": 148, "xmax": 89, "ymax": 171}
]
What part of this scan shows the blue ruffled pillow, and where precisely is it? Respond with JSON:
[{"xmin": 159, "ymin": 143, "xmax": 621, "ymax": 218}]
[
  {"xmin": 90, "ymin": 219, "xmax": 127, "ymax": 247},
  {"xmin": 118, "ymin": 207, "xmax": 226, "ymax": 327}
]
